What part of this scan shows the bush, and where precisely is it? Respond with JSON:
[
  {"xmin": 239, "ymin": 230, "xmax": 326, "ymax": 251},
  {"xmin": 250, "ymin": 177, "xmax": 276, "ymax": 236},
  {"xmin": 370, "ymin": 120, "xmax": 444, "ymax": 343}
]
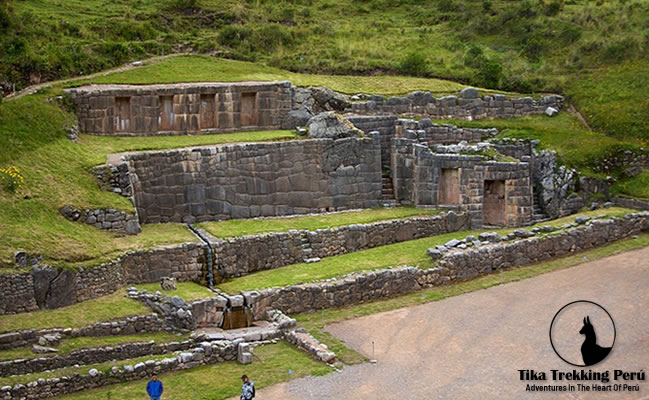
[
  {"xmin": 399, "ymin": 52, "xmax": 429, "ymax": 77},
  {"xmin": 252, "ymin": 24, "xmax": 293, "ymax": 51},
  {"xmin": 437, "ymin": 0, "xmax": 456, "ymax": 13},
  {"xmin": 217, "ymin": 25, "xmax": 251, "ymax": 47},
  {"xmin": 559, "ymin": 25, "xmax": 582, "ymax": 44},
  {"xmin": 476, "ymin": 59, "xmax": 503, "ymax": 88},
  {"xmin": 544, "ymin": 0, "xmax": 562, "ymax": 16},
  {"xmin": 464, "ymin": 45, "xmax": 486, "ymax": 68},
  {"xmin": 523, "ymin": 36, "xmax": 545, "ymax": 62}
]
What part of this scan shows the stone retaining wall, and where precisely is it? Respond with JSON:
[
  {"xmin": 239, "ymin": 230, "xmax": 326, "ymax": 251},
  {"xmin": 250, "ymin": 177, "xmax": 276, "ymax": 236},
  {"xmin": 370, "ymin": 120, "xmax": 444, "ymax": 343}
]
[
  {"xmin": 395, "ymin": 118, "xmax": 498, "ymax": 146},
  {"xmin": 614, "ymin": 196, "xmax": 649, "ymax": 211},
  {"xmin": 0, "ymin": 314, "xmax": 164, "ymax": 350},
  {"xmin": 345, "ymin": 115, "xmax": 397, "ymax": 166},
  {"xmin": 65, "ymin": 82, "xmax": 293, "ymax": 136},
  {"xmin": 127, "ymin": 135, "xmax": 382, "ymax": 224},
  {"xmin": 0, "ymin": 341, "xmax": 238, "ymax": 400},
  {"xmin": 0, "ymin": 339, "xmax": 196, "ymax": 377},
  {"xmin": 346, "ymin": 90, "xmax": 563, "ymax": 120},
  {"xmin": 436, "ymin": 213, "xmax": 649, "ymax": 279},
  {"xmin": 203, "ymin": 211, "xmax": 470, "ymax": 278},
  {"xmin": 244, "ymin": 213, "xmax": 648, "ymax": 318},
  {"xmin": 0, "ymin": 243, "xmax": 206, "ymax": 315}
]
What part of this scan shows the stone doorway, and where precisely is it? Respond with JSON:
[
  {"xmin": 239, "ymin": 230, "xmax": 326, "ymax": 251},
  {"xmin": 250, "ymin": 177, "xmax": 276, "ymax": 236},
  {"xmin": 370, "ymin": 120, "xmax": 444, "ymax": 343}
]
[
  {"xmin": 439, "ymin": 168, "xmax": 460, "ymax": 205},
  {"xmin": 200, "ymin": 94, "xmax": 216, "ymax": 129},
  {"xmin": 240, "ymin": 92, "xmax": 258, "ymax": 127},
  {"xmin": 158, "ymin": 96, "xmax": 174, "ymax": 131},
  {"xmin": 114, "ymin": 97, "xmax": 131, "ymax": 132},
  {"xmin": 483, "ymin": 179, "xmax": 506, "ymax": 226}
]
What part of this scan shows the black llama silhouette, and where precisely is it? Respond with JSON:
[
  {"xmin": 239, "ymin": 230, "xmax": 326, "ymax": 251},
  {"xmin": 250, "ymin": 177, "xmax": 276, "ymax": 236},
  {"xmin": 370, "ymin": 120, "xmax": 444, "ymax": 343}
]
[{"xmin": 579, "ymin": 316, "xmax": 611, "ymax": 366}]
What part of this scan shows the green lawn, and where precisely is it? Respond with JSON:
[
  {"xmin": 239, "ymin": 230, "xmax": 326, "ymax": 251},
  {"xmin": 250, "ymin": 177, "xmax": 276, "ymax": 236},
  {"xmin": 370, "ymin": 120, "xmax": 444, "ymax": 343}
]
[
  {"xmin": 297, "ymin": 232, "xmax": 649, "ymax": 365},
  {"xmin": 197, "ymin": 207, "xmax": 441, "ymax": 239},
  {"xmin": 134, "ymin": 281, "xmax": 215, "ymax": 302},
  {"xmin": 55, "ymin": 342, "xmax": 331, "ymax": 400},
  {"xmin": 79, "ymin": 54, "xmax": 471, "ymax": 96},
  {"xmin": 215, "ymin": 207, "xmax": 632, "ymax": 293},
  {"xmin": 0, "ymin": 332, "xmax": 190, "ymax": 362}
]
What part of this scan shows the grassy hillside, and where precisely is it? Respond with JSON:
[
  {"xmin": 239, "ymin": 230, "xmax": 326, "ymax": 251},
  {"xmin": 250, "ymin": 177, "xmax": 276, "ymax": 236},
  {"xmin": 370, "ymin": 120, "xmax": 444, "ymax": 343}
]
[{"xmin": 2, "ymin": 0, "xmax": 648, "ymax": 94}]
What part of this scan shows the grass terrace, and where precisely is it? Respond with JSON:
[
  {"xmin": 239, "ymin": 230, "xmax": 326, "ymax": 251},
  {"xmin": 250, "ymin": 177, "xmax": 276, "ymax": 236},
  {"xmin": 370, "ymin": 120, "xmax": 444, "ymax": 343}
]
[
  {"xmin": 215, "ymin": 207, "xmax": 633, "ymax": 294},
  {"xmin": 54, "ymin": 342, "xmax": 330, "ymax": 400},
  {"xmin": 197, "ymin": 207, "xmax": 442, "ymax": 239},
  {"xmin": 0, "ymin": 332, "xmax": 190, "ymax": 362},
  {"xmin": 0, "ymin": 282, "xmax": 209, "ymax": 333},
  {"xmin": 297, "ymin": 232, "xmax": 649, "ymax": 365}
]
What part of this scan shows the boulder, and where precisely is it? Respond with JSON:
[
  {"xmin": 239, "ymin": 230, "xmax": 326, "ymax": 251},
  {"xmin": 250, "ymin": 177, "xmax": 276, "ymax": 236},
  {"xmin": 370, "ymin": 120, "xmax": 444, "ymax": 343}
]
[
  {"xmin": 307, "ymin": 112, "xmax": 362, "ymax": 140},
  {"xmin": 281, "ymin": 109, "xmax": 312, "ymax": 129},
  {"xmin": 59, "ymin": 205, "xmax": 81, "ymax": 221},
  {"xmin": 309, "ymin": 87, "xmax": 351, "ymax": 111},
  {"xmin": 161, "ymin": 277, "xmax": 177, "ymax": 291},
  {"xmin": 545, "ymin": 107, "xmax": 559, "ymax": 117},
  {"xmin": 460, "ymin": 87, "xmax": 479, "ymax": 99},
  {"xmin": 32, "ymin": 345, "xmax": 58, "ymax": 354}
]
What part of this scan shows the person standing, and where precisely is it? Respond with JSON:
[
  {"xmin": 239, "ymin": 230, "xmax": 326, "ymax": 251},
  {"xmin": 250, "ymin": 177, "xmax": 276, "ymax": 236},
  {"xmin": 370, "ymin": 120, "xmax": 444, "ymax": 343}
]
[
  {"xmin": 147, "ymin": 373, "xmax": 164, "ymax": 400},
  {"xmin": 240, "ymin": 374, "xmax": 255, "ymax": 400}
]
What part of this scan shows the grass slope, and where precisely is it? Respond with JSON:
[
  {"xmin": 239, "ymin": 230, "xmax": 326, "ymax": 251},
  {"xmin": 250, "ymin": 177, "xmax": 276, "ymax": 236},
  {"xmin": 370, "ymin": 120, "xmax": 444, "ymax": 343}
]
[
  {"xmin": 197, "ymin": 207, "xmax": 441, "ymax": 238},
  {"xmin": 0, "ymin": 90, "xmax": 296, "ymax": 267}
]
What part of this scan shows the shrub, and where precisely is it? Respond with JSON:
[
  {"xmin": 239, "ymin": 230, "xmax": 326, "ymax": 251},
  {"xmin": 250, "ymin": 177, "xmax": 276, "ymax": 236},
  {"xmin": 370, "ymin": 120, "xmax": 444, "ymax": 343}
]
[
  {"xmin": 523, "ymin": 36, "xmax": 545, "ymax": 62},
  {"xmin": 544, "ymin": 0, "xmax": 562, "ymax": 16},
  {"xmin": 217, "ymin": 25, "xmax": 251, "ymax": 47},
  {"xmin": 252, "ymin": 24, "xmax": 293, "ymax": 51},
  {"xmin": 399, "ymin": 51, "xmax": 429, "ymax": 77},
  {"xmin": 476, "ymin": 59, "xmax": 503, "ymax": 88},
  {"xmin": 559, "ymin": 25, "xmax": 582, "ymax": 44},
  {"xmin": 437, "ymin": 0, "xmax": 456, "ymax": 13},
  {"xmin": 464, "ymin": 45, "xmax": 486, "ymax": 68},
  {"xmin": 0, "ymin": 166, "xmax": 24, "ymax": 194}
]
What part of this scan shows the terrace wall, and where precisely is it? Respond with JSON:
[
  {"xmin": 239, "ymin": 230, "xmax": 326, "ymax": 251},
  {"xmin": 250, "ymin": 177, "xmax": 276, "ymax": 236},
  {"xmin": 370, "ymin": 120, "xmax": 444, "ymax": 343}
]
[
  {"xmin": 65, "ymin": 82, "xmax": 293, "ymax": 136},
  {"xmin": 126, "ymin": 135, "xmax": 382, "ymax": 224}
]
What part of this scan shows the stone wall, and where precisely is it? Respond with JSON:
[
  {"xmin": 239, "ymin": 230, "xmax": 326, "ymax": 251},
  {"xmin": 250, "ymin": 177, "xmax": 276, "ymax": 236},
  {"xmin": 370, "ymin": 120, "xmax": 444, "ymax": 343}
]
[
  {"xmin": 245, "ymin": 212, "xmax": 648, "ymax": 319},
  {"xmin": 203, "ymin": 211, "xmax": 470, "ymax": 278},
  {"xmin": 345, "ymin": 115, "xmax": 397, "ymax": 166},
  {"xmin": 436, "ymin": 213, "xmax": 649, "ymax": 279},
  {"xmin": 346, "ymin": 90, "xmax": 563, "ymax": 120},
  {"xmin": 0, "ymin": 338, "xmax": 196, "ymax": 377},
  {"xmin": 60, "ymin": 204, "xmax": 140, "ymax": 235},
  {"xmin": 0, "ymin": 243, "xmax": 206, "ymax": 315},
  {"xmin": 126, "ymin": 135, "xmax": 382, "ymax": 224},
  {"xmin": 0, "ymin": 314, "xmax": 164, "ymax": 350},
  {"xmin": 395, "ymin": 118, "xmax": 499, "ymax": 146},
  {"xmin": 65, "ymin": 82, "xmax": 293, "ymax": 136},
  {"xmin": 0, "ymin": 341, "xmax": 238, "ymax": 400},
  {"xmin": 392, "ymin": 138, "xmax": 533, "ymax": 227},
  {"xmin": 614, "ymin": 196, "xmax": 649, "ymax": 210}
]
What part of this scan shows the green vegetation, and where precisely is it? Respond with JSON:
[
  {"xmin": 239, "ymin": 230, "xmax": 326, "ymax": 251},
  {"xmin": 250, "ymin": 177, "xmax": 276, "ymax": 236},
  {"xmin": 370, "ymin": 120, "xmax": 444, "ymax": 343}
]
[
  {"xmin": 0, "ymin": 352, "xmax": 174, "ymax": 387},
  {"xmin": 0, "ymin": 90, "xmax": 295, "ymax": 267},
  {"xmin": 298, "ymin": 232, "xmax": 649, "ymax": 364},
  {"xmin": 0, "ymin": 282, "xmax": 217, "ymax": 333},
  {"xmin": 3, "ymin": 0, "xmax": 648, "ymax": 96},
  {"xmin": 135, "ymin": 281, "xmax": 215, "ymax": 302},
  {"xmin": 0, "ymin": 332, "xmax": 189, "ymax": 361},
  {"xmin": 197, "ymin": 207, "xmax": 441, "ymax": 238},
  {"xmin": 0, "ymin": 289, "xmax": 148, "ymax": 333},
  {"xmin": 80, "ymin": 54, "xmax": 468, "ymax": 95},
  {"xmin": 55, "ymin": 342, "xmax": 331, "ymax": 400},
  {"xmin": 612, "ymin": 170, "xmax": 649, "ymax": 200},
  {"xmin": 216, "ymin": 208, "xmax": 632, "ymax": 293}
]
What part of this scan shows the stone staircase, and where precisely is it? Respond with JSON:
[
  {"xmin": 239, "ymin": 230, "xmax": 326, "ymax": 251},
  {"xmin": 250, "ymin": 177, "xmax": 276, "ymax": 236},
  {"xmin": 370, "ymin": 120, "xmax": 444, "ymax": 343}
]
[
  {"xmin": 300, "ymin": 231, "xmax": 320, "ymax": 263},
  {"xmin": 381, "ymin": 173, "xmax": 398, "ymax": 207},
  {"xmin": 532, "ymin": 188, "xmax": 550, "ymax": 224}
]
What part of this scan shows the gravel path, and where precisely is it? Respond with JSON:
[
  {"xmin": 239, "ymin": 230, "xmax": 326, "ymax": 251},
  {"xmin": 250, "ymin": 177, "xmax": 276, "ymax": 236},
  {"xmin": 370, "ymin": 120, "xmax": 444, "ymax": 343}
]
[{"xmin": 253, "ymin": 246, "xmax": 649, "ymax": 400}]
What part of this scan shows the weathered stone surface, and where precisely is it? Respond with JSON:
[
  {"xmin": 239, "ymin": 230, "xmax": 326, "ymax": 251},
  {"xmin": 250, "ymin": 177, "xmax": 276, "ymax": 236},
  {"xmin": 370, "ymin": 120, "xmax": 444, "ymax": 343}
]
[
  {"xmin": 309, "ymin": 86, "xmax": 351, "ymax": 111},
  {"xmin": 545, "ymin": 106, "xmax": 559, "ymax": 117},
  {"xmin": 460, "ymin": 87, "xmax": 479, "ymax": 99},
  {"xmin": 160, "ymin": 277, "xmax": 177, "ymax": 291},
  {"xmin": 307, "ymin": 112, "xmax": 362, "ymax": 140}
]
